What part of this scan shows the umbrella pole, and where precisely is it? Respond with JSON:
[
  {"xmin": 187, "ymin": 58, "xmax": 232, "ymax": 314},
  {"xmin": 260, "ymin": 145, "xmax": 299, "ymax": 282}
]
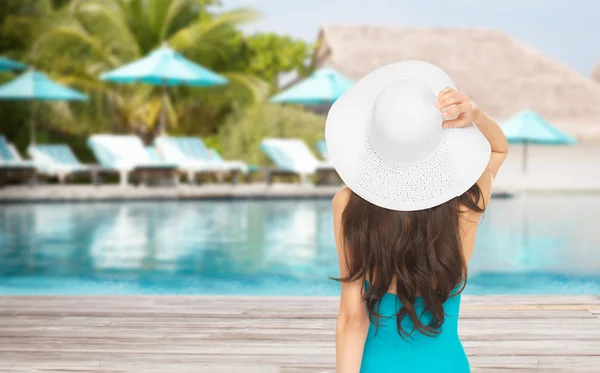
[
  {"xmin": 521, "ymin": 140, "xmax": 529, "ymax": 260},
  {"xmin": 522, "ymin": 185, "xmax": 529, "ymax": 260},
  {"xmin": 30, "ymin": 101, "xmax": 36, "ymax": 146},
  {"xmin": 160, "ymin": 82, "xmax": 167, "ymax": 136},
  {"xmin": 522, "ymin": 140, "xmax": 528, "ymax": 175}
]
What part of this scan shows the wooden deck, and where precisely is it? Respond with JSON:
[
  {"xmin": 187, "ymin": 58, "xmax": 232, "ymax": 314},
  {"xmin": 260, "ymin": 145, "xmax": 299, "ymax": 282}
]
[{"xmin": 0, "ymin": 296, "xmax": 599, "ymax": 372}]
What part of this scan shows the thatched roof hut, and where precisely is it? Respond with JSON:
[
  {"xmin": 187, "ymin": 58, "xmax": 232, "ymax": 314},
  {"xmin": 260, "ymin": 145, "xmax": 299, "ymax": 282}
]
[
  {"xmin": 315, "ymin": 25, "xmax": 600, "ymax": 141},
  {"xmin": 591, "ymin": 63, "xmax": 600, "ymax": 83}
]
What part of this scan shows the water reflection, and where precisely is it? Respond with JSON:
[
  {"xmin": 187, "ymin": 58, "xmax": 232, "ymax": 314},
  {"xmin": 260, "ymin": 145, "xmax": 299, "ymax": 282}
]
[
  {"xmin": 472, "ymin": 194, "xmax": 599, "ymax": 275},
  {"xmin": 0, "ymin": 194, "xmax": 598, "ymax": 295}
]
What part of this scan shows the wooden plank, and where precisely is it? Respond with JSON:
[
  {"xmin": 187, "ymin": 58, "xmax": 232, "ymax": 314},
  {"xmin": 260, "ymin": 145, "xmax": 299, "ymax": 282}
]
[
  {"xmin": 2, "ymin": 295, "xmax": 599, "ymax": 304},
  {"xmin": 0, "ymin": 296, "xmax": 599, "ymax": 372},
  {"xmin": 537, "ymin": 356, "xmax": 600, "ymax": 370},
  {"xmin": 0, "ymin": 315, "xmax": 596, "ymax": 327},
  {"xmin": 1, "ymin": 324, "xmax": 597, "ymax": 338}
]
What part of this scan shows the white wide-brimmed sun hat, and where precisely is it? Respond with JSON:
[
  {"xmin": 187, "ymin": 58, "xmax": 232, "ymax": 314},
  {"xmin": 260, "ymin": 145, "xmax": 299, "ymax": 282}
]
[{"xmin": 325, "ymin": 60, "xmax": 491, "ymax": 211}]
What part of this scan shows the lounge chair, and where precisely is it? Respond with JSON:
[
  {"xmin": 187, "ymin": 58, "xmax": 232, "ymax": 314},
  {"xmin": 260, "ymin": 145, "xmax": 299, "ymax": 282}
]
[
  {"xmin": 0, "ymin": 135, "xmax": 36, "ymax": 187},
  {"xmin": 207, "ymin": 148, "xmax": 258, "ymax": 182},
  {"xmin": 87, "ymin": 134, "xmax": 178, "ymax": 186},
  {"xmin": 155, "ymin": 136, "xmax": 248, "ymax": 184},
  {"xmin": 260, "ymin": 138, "xmax": 338, "ymax": 184},
  {"xmin": 145, "ymin": 146, "xmax": 162, "ymax": 162},
  {"xmin": 315, "ymin": 140, "xmax": 328, "ymax": 161},
  {"xmin": 27, "ymin": 144, "xmax": 109, "ymax": 184}
]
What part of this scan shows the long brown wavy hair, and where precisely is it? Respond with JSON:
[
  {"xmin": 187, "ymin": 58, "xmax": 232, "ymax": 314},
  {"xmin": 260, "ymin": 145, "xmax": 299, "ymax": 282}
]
[{"xmin": 335, "ymin": 184, "xmax": 485, "ymax": 338}]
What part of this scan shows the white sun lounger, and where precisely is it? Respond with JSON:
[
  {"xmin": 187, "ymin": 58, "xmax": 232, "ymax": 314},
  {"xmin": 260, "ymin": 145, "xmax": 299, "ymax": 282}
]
[
  {"xmin": 27, "ymin": 144, "xmax": 110, "ymax": 184},
  {"xmin": 155, "ymin": 136, "xmax": 249, "ymax": 184},
  {"xmin": 0, "ymin": 135, "xmax": 36, "ymax": 187},
  {"xmin": 315, "ymin": 140, "xmax": 328, "ymax": 161},
  {"xmin": 88, "ymin": 134, "xmax": 178, "ymax": 186},
  {"xmin": 260, "ymin": 138, "xmax": 337, "ymax": 184}
]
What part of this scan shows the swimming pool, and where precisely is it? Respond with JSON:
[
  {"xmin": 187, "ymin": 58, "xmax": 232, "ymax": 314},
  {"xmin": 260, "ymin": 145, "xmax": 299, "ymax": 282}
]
[{"xmin": 0, "ymin": 194, "xmax": 599, "ymax": 295}]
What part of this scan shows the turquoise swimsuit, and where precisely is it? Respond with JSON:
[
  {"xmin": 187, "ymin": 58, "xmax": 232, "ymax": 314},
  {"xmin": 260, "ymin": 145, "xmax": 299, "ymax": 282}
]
[{"xmin": 361, "ymin": 284, "xmax": 469, "ymax": 373}]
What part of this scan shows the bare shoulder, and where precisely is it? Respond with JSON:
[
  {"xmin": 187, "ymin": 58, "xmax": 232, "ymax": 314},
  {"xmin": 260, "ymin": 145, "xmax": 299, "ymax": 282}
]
[{"xmin": 332, "ymin": 186, "xmax": 352, "ymax": 214}]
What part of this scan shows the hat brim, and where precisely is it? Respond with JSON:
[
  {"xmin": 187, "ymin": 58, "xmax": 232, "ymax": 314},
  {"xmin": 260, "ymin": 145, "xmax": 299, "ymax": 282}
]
[{"xmin": 325, "ymin": 61, "xmax": 491, "ymax": 211}]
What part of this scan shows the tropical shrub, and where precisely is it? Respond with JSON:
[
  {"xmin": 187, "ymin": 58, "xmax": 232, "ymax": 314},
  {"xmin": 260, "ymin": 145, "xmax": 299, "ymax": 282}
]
[{"xmin": 218, "ymin": 103, "xmax": 325, "ymax": 165}]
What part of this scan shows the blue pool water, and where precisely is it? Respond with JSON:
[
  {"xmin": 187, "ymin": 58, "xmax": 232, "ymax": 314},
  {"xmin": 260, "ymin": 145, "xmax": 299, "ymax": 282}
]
[{"xmin": 0, "ymin": 195, "xmax": 599, "ymax": 295}]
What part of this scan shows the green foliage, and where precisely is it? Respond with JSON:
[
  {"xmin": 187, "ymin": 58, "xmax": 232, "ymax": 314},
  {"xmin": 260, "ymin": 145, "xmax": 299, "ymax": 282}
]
[
  {"xmin": 24, "ymin": 0, "xmax": 265, "ymax": 138},
  {"xmin": 219, "ymin": 103, "xmax": 325, "ymax": 165},
  {"xmin": 242, "ymin": 33, "xmax": 313, "ymax": 90},
  {"xmin": 0, "ymin": 0, "xmax": 52, "ymax": 57},
  {"xmin": 0, "ymin": 0, "xmax": 319, "ymax": 163},
  {"xmin": 174, "ymin": 29, "xmax": 313, "ymax": 93}
]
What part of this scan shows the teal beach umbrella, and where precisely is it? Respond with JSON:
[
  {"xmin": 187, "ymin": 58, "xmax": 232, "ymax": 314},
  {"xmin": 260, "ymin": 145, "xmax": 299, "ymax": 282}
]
[
  {"xmin": 100, "ymin": 44, "xmax": 228, "ymax": 134},
  {"xmin": 0, "ymin": 69, "xmax": 87, "ymax": 145},
  {"xmin": 0, "ymin": 57, "xmax": 26, "ymax": 72},
  {"xmin": 501, "ymin": 110, "xmax": 577, "ymax": 174},
  {"xmin": 271, "ymin": 68, "xmax": 354, "ymax": 105},
  {"xmin": 0, "ymin": 70, "xmax": 87, "ymax": 101}
]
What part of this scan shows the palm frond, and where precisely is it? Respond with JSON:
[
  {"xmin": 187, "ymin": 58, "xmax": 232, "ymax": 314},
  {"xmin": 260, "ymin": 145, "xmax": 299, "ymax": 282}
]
[
  {"xmin": 53, "ymin": 74, "xmax": 111, "ymax": 94},
  {"xmin": 31, "ymin": 25, "xmax": 119, "ymax": 68},
  {"xmin": 161, "ymin": 0, "xmax": 189, "ymax": 40},
  {"xmin": 168, "ymin": 8, "xmax": 259, "ymax": 52},
  {"xmin": 223, "ymin": 72, "xmax": 270, "ymax": 104},
  {"xmin": 70, "ymin": 0, "xmax": 141, "ymax": 60},
  {"xmin": 133, "ymin": 95, "xmax": 163, "ymax": 131}
]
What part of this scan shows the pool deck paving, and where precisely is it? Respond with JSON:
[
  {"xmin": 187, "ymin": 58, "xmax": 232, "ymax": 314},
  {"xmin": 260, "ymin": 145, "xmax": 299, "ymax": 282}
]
[
  {"xmin": 0, "ymin": 295, "xmax": 599, "ymax": 372},
  {"xmin": 0, "ymin": 182, "xmax": 597, "ymax": 203},
  {"xmin": 0, "ymin": 183, "xmax": 344, "ymax": 202}
]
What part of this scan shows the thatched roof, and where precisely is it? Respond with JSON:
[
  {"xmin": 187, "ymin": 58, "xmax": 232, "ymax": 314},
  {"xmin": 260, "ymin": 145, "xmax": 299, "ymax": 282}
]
[
  {"xmin": 316, "ymin": 25, "xmax": 600, "ymax": 141},
  {"xmin": 592, "ymin": 63, "xmax": 600, "ymax": 83}
]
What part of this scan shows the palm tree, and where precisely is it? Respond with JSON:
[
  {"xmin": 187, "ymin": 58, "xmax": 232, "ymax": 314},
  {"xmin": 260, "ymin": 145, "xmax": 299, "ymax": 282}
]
[{"xmin": 27, "ymin": 0, "xmax": 269, "ymax": 140}]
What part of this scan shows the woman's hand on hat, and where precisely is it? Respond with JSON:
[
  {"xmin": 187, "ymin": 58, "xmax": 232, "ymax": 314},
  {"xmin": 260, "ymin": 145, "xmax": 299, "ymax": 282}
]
[{"xmin": 436, "ymin": 87, "xmax": 475, "ymax": 128}]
